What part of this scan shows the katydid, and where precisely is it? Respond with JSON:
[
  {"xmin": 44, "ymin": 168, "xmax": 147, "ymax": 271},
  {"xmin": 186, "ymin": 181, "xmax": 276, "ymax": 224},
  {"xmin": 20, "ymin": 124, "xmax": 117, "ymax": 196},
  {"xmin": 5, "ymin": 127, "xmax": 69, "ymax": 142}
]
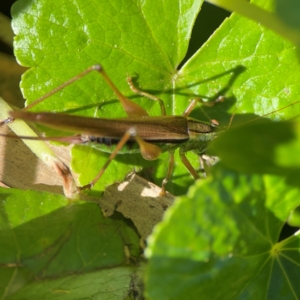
[{"xmin": 1, "ymin": 64, "xmax": 223, "ymax": 195}]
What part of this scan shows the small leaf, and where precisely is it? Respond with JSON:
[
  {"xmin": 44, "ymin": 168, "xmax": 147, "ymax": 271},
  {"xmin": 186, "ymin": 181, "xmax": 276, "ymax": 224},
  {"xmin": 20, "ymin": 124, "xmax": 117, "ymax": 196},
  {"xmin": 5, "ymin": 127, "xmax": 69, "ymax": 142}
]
[{"xmin": 287, "ymin": 206, "xmax": 300, "ymax": 227}]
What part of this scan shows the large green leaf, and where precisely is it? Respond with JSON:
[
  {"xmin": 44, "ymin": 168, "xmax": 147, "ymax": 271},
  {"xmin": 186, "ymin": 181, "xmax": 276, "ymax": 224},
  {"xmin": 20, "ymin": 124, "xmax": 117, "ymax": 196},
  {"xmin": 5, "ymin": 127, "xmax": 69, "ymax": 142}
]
[
  {"xmin": 11, "ymin": 0, "xmax": 300, "ymax": 194},
  {"xmin": 145, "ymin": 166, "xmax": 300, "ymax": 299},
  {"xmin": 11, "ymin": 0, "xmax": 205, "ymax": 193}
]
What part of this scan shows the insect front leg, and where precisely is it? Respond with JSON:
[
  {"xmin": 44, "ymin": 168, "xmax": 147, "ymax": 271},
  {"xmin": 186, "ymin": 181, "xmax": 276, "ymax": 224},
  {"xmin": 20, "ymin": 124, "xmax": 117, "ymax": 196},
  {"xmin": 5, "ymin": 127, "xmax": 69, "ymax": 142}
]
[
  {"xmin": 126, "ymin": 76, "xmax": 167, "ymax": 116},
  {"xmin": 182, "ymin": 96, "xmax": 224, "ymax": 118},
  {"xmin": 178, "ymin": 148, "xmax": 220, "ymax": 184}
]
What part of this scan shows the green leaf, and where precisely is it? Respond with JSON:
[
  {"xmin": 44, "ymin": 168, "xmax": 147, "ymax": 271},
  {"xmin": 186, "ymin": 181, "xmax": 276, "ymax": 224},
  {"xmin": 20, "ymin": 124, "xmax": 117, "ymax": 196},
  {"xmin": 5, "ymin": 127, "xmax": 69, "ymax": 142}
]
[
  {"xmin": 11, "ymin": 0, "xmax": 300, "ymax": 194},
  {"xmin": 7, "ymin": 267, "xmax": 135, "ymax": 300},
  {"xmin": 287, "ymin": 205, "xmax": 300, "ymax": 227},
  {"xmin": 0, "ymin": 188, "xmax": 141, "ymax": 298},
  {"xmin": 145, "ymin": 166, "xmax": 300, "ymax": 299},
  {"xmin": 276, "ymin": 0, "xmax": 300, "ymax": 29},
  {"xmin": 7, "ymin": 0, "xmax": 300, "ymax": 298},
  {"xmin": 210, "ymin": 120, "xmax": 300, "ymax": 174},
  {"xmin": 11, "ymin": 0, "xmax": 205, "ymax": 193}
]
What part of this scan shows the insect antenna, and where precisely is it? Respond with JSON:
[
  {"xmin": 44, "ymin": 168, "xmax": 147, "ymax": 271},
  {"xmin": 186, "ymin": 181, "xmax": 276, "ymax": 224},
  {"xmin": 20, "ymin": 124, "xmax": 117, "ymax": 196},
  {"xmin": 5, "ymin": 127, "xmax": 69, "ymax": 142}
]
[{"xmin": 226, "ymin": 99, "xmax": 300, "ymax": 130}]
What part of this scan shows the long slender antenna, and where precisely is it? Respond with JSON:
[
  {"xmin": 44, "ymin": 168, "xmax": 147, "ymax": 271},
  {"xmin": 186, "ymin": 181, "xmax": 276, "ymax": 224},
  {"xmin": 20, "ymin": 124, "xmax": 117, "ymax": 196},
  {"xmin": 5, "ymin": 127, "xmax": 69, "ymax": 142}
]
[{"xmin": 229, "ymin": 99, "xmax": 300, "ymax": 129}]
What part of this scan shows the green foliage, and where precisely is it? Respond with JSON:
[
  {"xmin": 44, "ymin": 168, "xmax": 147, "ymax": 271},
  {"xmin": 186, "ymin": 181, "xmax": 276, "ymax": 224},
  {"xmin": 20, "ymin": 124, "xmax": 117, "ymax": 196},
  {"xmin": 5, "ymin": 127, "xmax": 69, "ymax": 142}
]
[
  {"xmin": 0, "ymin": 0, "xmax": 299, "ymax": 298},
  {"xmin": 11, "ymin": 0, "xmax": 300, "ymax": 194},
  {"xmin": 146, "ymin": 168, "xmax": 300, "ymax": 299},
  {"xmin": 276, "ymin": 0, "xmax": 300, "ymax": 29},
  {"xmin": 0, "ymin": 189, "xmax": 140, "ymax": 299}
]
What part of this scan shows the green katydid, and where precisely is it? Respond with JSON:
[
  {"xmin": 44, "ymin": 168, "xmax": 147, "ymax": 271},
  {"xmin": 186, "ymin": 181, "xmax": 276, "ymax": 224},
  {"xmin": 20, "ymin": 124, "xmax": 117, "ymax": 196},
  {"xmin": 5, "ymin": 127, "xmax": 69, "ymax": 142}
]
[{"xmin": 1, "ymin": 65, "xmax": 224, "ymax": 196}]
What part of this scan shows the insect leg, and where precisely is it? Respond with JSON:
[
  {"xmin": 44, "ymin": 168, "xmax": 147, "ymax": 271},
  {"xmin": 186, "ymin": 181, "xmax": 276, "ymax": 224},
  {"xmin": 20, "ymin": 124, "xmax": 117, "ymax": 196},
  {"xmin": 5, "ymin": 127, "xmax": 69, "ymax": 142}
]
[
  {"xmin": 179, "ymin": 148, "xmax": 200, "ymax": 180},
  {"xmin": 126, "ymin": 76, "xmax": 166, "ymax": 116},
  {"xmin": 94, "ymin": 66, "xmax": 149, "ymax": 118},
  {"xmin": 0, "ymin": 64, "xmax": 150, "ymax": 126},
  {"xmin": 182, "ymin": 96, "xmax": 224, "ymax": 117},
  {"xmin": 160, "ymin": 151, "xmax": 175, "ymax": 196},
  {"xmin": 0, "ymin": 66, "xmax": 100, "ymax": 125},
  {"xmin": 79, "ymin": 128, "xmax": 162, "ymax": 191},
  {"xmin": 198, "ymin": 155, "xmax": 207, "ymax": 178}
]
